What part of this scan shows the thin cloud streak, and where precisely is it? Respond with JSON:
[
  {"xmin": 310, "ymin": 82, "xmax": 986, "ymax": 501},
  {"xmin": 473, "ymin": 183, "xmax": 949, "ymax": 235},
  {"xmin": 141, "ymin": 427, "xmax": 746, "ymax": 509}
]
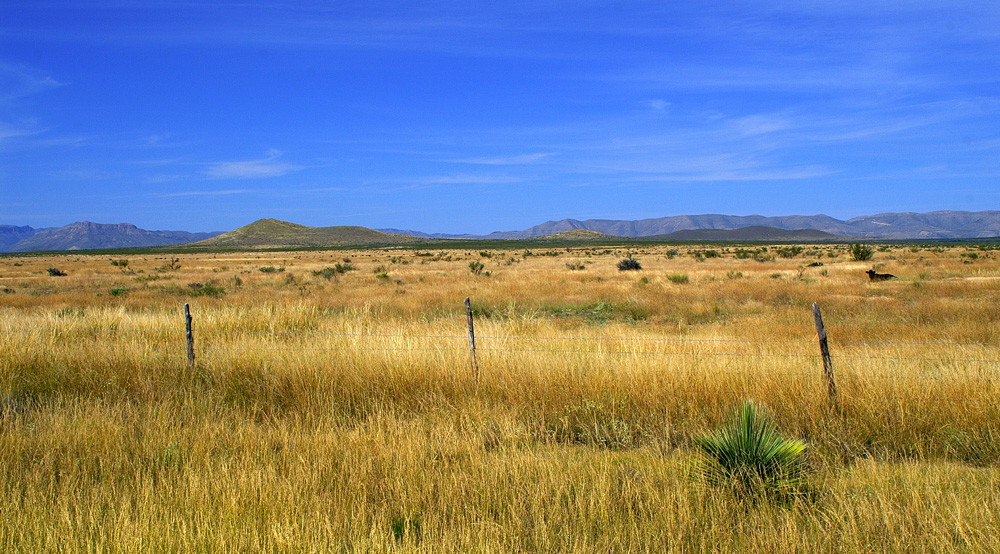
[
  {"xmin": 618, "ymin": 166, "xmax": 839, "ymax": 183},
  {"xmin": 155, "ymin": 188, "xmax": 257, "ymax": 198},
  {"xmin": 0, "ymin": 60, "xmax": 65, "ymax": 101},
  {"xmin": 0, "ymin": 121, "xmax": 40, "ymax": 142},
  {"xmin": 450, "ymin": 153, "xmax": 552, "ymax": 165},
  {"xmin": 413, "ymin": 174, "xmax": 522, "ymax": 185},
  {"xmin": 203, "ymin": 150, "xmax": 302, "ymax": 179}
]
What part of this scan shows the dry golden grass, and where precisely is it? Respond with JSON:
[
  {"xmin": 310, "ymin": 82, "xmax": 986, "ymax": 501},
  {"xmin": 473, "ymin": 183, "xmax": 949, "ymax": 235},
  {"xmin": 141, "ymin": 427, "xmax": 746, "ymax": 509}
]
[{"xmin": 1, "ymin": 243, "xmax": 999, "ymax": 552}]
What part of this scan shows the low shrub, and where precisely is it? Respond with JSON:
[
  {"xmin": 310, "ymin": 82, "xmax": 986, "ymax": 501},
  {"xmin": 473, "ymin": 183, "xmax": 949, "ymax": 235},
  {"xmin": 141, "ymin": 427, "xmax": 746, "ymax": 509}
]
[
  {"xmin": 776, "ymin": 246, "xmax": 804, "ymax": 258},
  {"xmin": 617, "ymin": 257, "xmax": 641, "ymax": 271},
  {"xmin": 313, "ymin": 263, "xmax": 355, "ymax": 280},
  {"xmin": 188, "ymin": 282, "xmax": 225, "ymax": 298}
]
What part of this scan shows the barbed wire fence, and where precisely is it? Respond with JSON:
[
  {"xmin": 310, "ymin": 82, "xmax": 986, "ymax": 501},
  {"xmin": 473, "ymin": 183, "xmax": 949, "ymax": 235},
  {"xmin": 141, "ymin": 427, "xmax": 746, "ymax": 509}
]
[{"xmin": 5, "ymin": 300, "xmax": 999, "ymax": 397}]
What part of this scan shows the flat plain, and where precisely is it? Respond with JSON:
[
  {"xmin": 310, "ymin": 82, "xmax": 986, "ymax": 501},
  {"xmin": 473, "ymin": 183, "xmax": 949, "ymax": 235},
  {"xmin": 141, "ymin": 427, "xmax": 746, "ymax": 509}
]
[{"xmin": 1, "ymin": 242, "xmax": 998, "ymax": 552}]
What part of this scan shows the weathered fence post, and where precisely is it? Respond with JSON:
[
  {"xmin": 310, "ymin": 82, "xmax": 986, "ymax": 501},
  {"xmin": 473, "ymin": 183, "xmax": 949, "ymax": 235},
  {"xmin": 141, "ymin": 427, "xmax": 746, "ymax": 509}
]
[
  {"xmin": 184, "ymin": 303, "xmax": 195, "ymax": 367},
  {"xmin": 812, "ymin": 302, "xmax": 836, "ymax": 401},
  {"xmin": 465, "ymin": 297, "xmax": 478, "ymax": 381}
]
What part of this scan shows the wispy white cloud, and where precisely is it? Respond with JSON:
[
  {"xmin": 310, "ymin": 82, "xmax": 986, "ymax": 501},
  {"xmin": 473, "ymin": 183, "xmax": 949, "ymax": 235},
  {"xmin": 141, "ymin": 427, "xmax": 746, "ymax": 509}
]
[
  {"xmin": 143, "ymin": 173, "xmax": 186, "ymax": 184},
  {"xmin": 4, "ymin": 130, "xmax": 98, "ymax": 149},
  {"xmin": 142, "ymin": 133, "xmax": 171, "ymax": 145},
  {"xmin": 130, "ymin": 157, "xmax": 185, "ymax": 166},
  {"xmin": 793, "ymin": 98, "xmax": 990, "ymax": 143},
  {"xmin": 734, "ymin": 114, "xmax": 794, "ymax": 136},
  {"xmin": 0, "ymin": 120, "xmax": 40, "ymax": 142},
  {"xmin": 355, "ymin": 173, "xmax": 524, "ymax": 193},
  {"xmin": 295, "ymin": 185, "xmax": 352, "ymax": 194},
  {"xmin": 135, "ymin": 132, "xmax": 190, "ymax": 149},
  {"xmin": 647, "ymin": 99, "xmax": 671, "ymax": 112},
  {"xmin": 841, "ymin": 164, "xmax": 1000, "ymax": 182},
  {"xmin": 203, "ymin": 149, "xmax": 302, "ymax": 179},
  {"xmin": 622, "ymin": 166, "xmax": 839, "ymax": 183},
  {"xmin": 1, "ymin": 3, "xmax": 687, "ymax": 61},
  {"xmin": 0, "ymin": 60, "xmax": 64, "ymax": 102},
  {"xmin": 414, "ymin": 174, "xmax": 522, "ymax": 185},
  {"xmin": 450, "ymin": 152, "xmax": 552, "ymax": 165},
  {"xmin": 48, "ymin": 169, "xmax": 121, "ymax": 181},
  {"xmin": 155, "ymin": 188, "xmax": 257, "ymax": 198}
]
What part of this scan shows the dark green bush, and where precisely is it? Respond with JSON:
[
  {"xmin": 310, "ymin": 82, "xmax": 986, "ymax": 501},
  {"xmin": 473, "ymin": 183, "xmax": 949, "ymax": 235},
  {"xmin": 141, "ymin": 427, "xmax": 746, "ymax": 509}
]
[
  {"xmin": 776, "ymin": 246, "xmax": 804, "ymax": 258},
  {"xmin": 313, "ymin": 263, "xmax": 355, "ymax": 280},
  {"xmin": 188, "ymin": 282, "xmax": 225, "ymax": 298},
  {"xmin": 617, "ymin": 257, "xmax": 642, "ymax": 271}
]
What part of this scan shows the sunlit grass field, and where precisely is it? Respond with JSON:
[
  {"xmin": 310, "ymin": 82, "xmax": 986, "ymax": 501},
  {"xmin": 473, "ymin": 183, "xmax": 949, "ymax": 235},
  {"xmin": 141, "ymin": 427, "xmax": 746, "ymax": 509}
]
[{"xmin": 1, "ymin": 242, "xmax": 999, "ymax": 552}]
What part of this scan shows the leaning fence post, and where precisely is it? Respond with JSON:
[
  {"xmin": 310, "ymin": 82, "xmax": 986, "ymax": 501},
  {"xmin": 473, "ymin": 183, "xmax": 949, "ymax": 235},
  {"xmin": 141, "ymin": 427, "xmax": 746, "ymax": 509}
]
[
  {"xmin": 184, "ymin": 303, "xmax": 195, "ymax": 367},
  {"xmin": 465, "ymin": 297, "xmax": 478, "ymax": 381},
  {"xmin": 812, "ymin": 302, "xmax": 836, "ymax": 401}
]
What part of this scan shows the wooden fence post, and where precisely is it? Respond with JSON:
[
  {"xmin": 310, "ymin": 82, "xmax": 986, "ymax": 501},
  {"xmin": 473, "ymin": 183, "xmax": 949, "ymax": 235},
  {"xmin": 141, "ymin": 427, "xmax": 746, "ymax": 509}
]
[
  {"xmin": 465, "ymin": 297, "xmax": 478, "ymax": 381},
  {"xmin": 184, "ymin": 303, "xmax": 195, "ymax": 367},
  {"xmin": 812, "ymin": 302, "xmax": 836, "ymax": 401}
]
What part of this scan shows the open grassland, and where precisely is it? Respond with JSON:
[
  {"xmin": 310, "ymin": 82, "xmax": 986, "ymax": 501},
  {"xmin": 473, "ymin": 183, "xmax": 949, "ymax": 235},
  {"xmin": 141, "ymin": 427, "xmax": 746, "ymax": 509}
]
[{"xmin": 1, "ymin": 242, "xmax": 999, "ymax": 552}]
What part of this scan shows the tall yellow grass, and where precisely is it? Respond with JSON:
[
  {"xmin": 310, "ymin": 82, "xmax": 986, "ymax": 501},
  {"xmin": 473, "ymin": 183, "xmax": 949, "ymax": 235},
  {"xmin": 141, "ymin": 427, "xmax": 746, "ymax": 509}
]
[{"xmin": 1, "ymin": 244, "xmax": 998, "ymax": 551}]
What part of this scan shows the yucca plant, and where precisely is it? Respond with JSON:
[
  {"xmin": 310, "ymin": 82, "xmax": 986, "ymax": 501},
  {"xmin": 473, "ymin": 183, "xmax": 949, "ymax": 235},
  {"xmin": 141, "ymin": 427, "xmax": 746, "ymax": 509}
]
[{"xmin": 694, "ymin": 400, "xmax": 808, "ymax": 498}]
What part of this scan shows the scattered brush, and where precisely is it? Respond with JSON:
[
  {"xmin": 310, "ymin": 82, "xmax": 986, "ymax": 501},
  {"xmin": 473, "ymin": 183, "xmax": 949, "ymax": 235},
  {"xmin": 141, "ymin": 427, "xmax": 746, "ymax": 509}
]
[{"xmin": 617, "ymin": 257, "xmax": 641, "ymax": 271}]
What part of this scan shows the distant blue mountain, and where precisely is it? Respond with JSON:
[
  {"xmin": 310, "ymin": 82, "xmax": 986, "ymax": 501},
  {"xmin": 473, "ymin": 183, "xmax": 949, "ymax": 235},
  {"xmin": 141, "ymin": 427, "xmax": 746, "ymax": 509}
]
[
  {"xmin": 0, "ymin": 222, "xmax": 222, "ymax": 252},
  {"xmin": 384, "ymin": 210, "xmax": 1000, "ymax": 240},
  {"xmin": 375, "ymin": 228, "xmax": 476, "ymax": 239},
  {"xmin": 0, "ymin": 225, "xmax": 39, "ymax": 251}
]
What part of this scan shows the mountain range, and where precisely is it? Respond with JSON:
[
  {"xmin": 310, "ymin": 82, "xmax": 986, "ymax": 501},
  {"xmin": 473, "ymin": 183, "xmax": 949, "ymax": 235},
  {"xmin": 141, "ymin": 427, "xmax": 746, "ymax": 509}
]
[
  {"xmin": 2, "ymin": 210, "xmax": 999, "ymax": 252},
  {"xmin": 0, "ymin": 222, "xmax": 221, "ymax": 252},
  {"xmin": 382, "ymin": 210, "xmax": 1000, "ymax": 240}
]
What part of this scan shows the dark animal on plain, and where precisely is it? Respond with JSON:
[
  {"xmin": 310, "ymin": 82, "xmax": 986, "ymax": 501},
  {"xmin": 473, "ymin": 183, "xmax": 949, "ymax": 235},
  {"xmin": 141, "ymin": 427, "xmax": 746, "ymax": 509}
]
[{"xmin": 866, "ymin": 269, "xmax": 896, "ymax": 281}]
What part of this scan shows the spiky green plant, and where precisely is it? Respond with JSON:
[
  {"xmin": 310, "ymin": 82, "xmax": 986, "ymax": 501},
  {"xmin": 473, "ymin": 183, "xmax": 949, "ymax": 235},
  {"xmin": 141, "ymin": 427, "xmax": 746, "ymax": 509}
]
[{"xmin": 694, "ymin": 400, "xmax": 808, "ymax": 497}]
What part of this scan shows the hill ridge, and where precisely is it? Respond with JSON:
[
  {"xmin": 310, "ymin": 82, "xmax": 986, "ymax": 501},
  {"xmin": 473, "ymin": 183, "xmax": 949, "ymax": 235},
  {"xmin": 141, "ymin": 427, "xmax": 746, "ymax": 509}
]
[{"xmin": 193, "ymin": 219, "xmax": 417, "ymax": 248}]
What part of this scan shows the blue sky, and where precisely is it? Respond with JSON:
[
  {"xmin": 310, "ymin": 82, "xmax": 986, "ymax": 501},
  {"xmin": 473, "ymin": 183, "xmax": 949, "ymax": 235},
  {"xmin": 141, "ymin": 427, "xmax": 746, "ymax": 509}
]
[{"xmin": 2, "ymin": 1, "xmax": 998, "ymax": 234}]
